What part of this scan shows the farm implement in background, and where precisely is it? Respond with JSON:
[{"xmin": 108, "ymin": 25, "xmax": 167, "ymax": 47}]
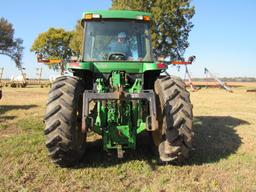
[
  {"xmin": 204, "ymin": 68, "xmax": 233, "ymax": 93},
  {"xmin": 0, "ymin": 67, "xmax": 28, "ymax": 88},
  {"xmin": 170, "ymin": 56, "xmax": 198, "ymax": 91},
  {"xmin": 9, "ymin": 67, "xmax": 27, "ymax": 88},
  {"xmin": 246, "ymin": 89, "xmax": 256, "ymax": 93}
]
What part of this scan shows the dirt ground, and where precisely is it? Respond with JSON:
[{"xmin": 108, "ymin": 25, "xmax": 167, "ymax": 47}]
[{"xmin": 0, "ymin": 86, "xmax": 256, "ymax": 192}]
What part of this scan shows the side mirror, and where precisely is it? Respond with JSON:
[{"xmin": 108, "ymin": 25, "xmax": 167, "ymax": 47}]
[
  {"xmin": 157, "ymin": 56, "xmax": 165, "ymax": 62},
  {"xmin": 70, "ymin": 56, "xmax": 79, "ymax": 62},
  {"xmin": 187, "ymin": 55, "xmax": 196, "ymax": 63}
]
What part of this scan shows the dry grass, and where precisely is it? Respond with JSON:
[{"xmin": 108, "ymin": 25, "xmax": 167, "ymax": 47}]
[{"xmin": 0, "ymin": 86, "xmax": 256, "ymax": 192}]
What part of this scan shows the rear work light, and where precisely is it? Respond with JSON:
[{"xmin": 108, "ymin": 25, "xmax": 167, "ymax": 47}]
[
  {"xmin": 84, "ymin": 13, "xmax": 101, "ymax": 20},
  {"xmin": 69, "ymin": 62, "xmax": 80, "ymax": 67},
  {"xmin": 136, "ymin": 15, "xmax": 150, "ymax": 21}
]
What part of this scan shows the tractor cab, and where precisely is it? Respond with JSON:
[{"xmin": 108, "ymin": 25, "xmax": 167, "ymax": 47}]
[
  {"xmin": 68, "ymin": 10, "xmax": 167, "ymax": 75},
  {"xmin": 81, "ymin": 11, "xmax": 153, "ymax": 62}
]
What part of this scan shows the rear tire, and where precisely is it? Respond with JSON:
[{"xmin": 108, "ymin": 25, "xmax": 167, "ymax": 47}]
[
  {"xmin": 153, "ymin": 76, "xmax": 193, "ymax": 163},
  {"xmin": 44, "ymin": 76, "xmax": 86, "ymax": 167}
]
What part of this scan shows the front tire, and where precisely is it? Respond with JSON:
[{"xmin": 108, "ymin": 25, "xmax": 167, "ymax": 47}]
[
  {"xmin": 44, "ymin": 76, "xmax": 86, "ymax": 167},
  {"xmin": 153, "ymin": 76, "xmax": 193, "ymax": 163}
]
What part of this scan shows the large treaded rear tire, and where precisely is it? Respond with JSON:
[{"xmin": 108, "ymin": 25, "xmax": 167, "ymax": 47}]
[
  {"xmin": 153, "ymin": 76, "xmax": 193, "ymax": 163},
  {"xmin": 44, "ymin": 76, "xmax": 86, "ymax": 167}
]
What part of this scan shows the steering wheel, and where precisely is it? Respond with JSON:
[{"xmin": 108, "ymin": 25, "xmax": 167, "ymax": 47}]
[{"xmin": 108, "ymin": 52, "xmax": 126, "ymax": 61}]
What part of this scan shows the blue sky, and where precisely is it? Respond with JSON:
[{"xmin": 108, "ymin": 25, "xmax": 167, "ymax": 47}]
[{"xmin": 0, "ymin": 0, "xmax": 255, "ymax": 78}]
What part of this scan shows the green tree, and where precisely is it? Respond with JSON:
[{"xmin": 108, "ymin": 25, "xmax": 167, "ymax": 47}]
[
  {"xmin": 31, "ymin": 28, "xmax": 74, "ymax": 74},
  {"xmin": 0, "ymin": 17, "xmax": 24, "ymax": 69},
  {"xmin": 70, "ymin": 21, "xmax": 83, "ymax": 57},
  {"xmin": 112, "ymin": 0, "xmax": 195, "ymax": 60}
]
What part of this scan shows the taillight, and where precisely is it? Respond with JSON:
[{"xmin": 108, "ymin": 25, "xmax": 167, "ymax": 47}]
[
  {"xmin": 157, "ymin": 63, "xmax": 167, "ymax": 69},
  {"xmin": 69, "ymin": 62, "xmax": 80, "ymax": 67}
]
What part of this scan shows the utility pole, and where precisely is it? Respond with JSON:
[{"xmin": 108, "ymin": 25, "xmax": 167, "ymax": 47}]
[
  {"xmin": 0, "ymin": 68, "xmax": 3, "ymax": 84},
  {"xmin": 0, "ymin": 68, "xmax": 3, "ymax": 99},
  {"xmin": 36, "ymin": 67, "xmax": 43, "ymax": 85}
]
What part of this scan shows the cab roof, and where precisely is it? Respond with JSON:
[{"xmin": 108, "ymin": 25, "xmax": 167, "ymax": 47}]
[{"xmin": 82, "ymin": 10, "xmax": 151, "ymax": 20}]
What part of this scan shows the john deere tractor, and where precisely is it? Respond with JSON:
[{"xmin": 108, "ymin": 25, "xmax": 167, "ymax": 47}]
[{"xmin": 44, "ymin": 10, "xmax": 193, "ymax": 167}]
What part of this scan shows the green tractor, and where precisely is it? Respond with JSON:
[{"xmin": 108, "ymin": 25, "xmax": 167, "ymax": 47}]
[{"xmin": 44, "ymin": 10, "xmax": 193, "ymax": 167}]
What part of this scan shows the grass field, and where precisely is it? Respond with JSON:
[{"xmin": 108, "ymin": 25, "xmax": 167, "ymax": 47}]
[{"xmin": 0, "ymin": 86, "xmax": 256, "ymax": 192}]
